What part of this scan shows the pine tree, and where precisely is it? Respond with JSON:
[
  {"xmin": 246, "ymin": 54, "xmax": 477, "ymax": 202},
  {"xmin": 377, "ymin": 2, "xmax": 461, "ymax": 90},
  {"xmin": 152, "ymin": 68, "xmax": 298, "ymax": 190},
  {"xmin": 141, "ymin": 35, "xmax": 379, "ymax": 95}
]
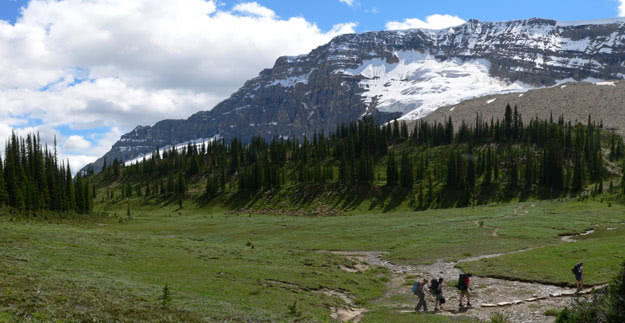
[
  {"xmin": 0, "ymin": 158, "xmax": 7, "ymax": 205},
  {"xmin": 206, "ymin": 176, "xmax": 218, "ymax": 197},
  {"xmin": 386, "ymin": 151, "xmax": 398, "ymax": 186},
  {"xmin": 400, "ymin": 151, "xmax": 414, "ymax": 189},
  {"xmin": 466, "ymin": 156, "xmax": 476, "ymax": 190}
]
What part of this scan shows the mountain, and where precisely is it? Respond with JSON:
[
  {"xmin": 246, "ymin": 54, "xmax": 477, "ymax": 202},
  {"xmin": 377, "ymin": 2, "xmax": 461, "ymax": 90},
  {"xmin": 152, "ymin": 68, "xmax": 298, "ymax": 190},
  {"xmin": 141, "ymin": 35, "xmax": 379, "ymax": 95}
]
[{"xmin": 83, "ymin": 17, "xmax": 625, "ymax": 172}]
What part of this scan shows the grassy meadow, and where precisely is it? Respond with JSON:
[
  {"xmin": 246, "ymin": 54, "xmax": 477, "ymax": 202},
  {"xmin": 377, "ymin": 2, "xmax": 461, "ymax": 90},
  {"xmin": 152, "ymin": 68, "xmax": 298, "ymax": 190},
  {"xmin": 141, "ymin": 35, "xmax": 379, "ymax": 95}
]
[{"xmin": 1, "ymin": 198, "xmax": 624, "ymax": 321}]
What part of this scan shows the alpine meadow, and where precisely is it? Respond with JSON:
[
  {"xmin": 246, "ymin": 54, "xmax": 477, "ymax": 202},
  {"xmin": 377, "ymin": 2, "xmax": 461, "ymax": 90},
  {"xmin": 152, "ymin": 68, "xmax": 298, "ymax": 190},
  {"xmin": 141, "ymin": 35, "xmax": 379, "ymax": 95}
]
[{"xmin": 2, "ymin": 1, "xmax": 625, "ymax": 323}]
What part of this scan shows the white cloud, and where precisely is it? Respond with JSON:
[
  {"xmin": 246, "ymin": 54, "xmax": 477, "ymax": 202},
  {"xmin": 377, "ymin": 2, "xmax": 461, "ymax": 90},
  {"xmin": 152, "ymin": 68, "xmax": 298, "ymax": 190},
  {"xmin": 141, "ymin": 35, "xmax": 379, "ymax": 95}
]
[
  {"xmin": 64, "ymin": 135, "xmax": 91, "ymax": 151},
  {"xmin": 385, "ymin": 14, "xmax": 465, "ymax": 30},
  {"xmin": 619, "ymin": 0, "xmax": 625, "ymax": 17},
  {"xmin": 339, "ymin": 0, "xmax": 355, "ymax": 6},
  {"xmin": 233, "ymin": 2, "xmax": 275, "ymax": 18},
  {"xmin": 0, "ymin": 0, "xmax": 357, "ymax": 170}
]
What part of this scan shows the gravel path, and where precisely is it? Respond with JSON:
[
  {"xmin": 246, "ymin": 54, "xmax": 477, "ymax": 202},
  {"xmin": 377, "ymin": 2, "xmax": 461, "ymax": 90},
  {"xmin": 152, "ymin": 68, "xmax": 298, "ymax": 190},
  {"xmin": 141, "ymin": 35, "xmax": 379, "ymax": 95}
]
[
  {"xmin": 332, "ymin": 250, "xmax": 601, "ymax": 323},
  {"xmin": 318, "ymin": 224, "xmax": 616, "ymax": 322}
]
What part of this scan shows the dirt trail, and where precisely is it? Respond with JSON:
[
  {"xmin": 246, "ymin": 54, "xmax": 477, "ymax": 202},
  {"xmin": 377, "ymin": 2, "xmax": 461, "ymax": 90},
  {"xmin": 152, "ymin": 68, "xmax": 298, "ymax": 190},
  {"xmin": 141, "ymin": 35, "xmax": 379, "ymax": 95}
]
[
  {"xmin": 560, "ymin": 229, "xmax": 595, "ymax": 242},
  {"xmin": 332, "ymin": 250, "xmax": 600, "ymax": 323},
  {"xmin": 328, "ymin": 224, "xmax": 611, "ymax": 323},
  {"xmin": 321, "ymin": 226, "xmax": 614, "ymax": 322}
]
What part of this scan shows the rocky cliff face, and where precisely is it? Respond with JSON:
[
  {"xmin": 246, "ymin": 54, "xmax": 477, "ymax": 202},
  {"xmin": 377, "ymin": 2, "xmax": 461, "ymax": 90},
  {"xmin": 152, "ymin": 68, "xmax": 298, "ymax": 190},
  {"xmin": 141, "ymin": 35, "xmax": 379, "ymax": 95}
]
[{"xmin": 84, "ymin": 17, "xmax": 625, "ymax": 172}]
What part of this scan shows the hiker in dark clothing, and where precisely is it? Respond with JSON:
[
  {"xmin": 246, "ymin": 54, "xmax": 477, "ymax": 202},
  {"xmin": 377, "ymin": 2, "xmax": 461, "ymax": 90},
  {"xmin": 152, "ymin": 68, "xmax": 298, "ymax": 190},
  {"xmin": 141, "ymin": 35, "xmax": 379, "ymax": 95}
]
[
  {"xmin": 413, "ymin": 278, "xmax": 428, "ymax": 312},
  {"xmin": 433, "ymin": 277, "xmax": 444, "ymax": 311},
  {"xmin": 458, "ymin": 274, "xmax": 472, "ymax": 308},
  {"xmin": 573, "ymin": 262, "xmax": 584, "ymax": 292}
]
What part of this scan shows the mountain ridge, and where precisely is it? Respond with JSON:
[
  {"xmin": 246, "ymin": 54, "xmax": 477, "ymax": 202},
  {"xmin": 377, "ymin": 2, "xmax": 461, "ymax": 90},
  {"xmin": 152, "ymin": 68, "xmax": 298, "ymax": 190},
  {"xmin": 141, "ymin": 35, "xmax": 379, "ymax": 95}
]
[{"xmin": 83, "ymin": 17, "xmax": 625, "ymax": 173}]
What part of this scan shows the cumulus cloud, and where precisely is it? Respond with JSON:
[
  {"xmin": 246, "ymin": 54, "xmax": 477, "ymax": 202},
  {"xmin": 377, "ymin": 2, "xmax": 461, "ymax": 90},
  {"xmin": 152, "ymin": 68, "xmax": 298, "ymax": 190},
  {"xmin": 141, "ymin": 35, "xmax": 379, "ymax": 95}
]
[
  {"xmin": 620, "ymin": 0, "xmax": 625, "ymax": 17},
  {"xmin": 385, "ymin": 14, "xmax": 465, "ymax": 30},
  {"xmin": 233, "ymin": 2, "xmax": 276, "ymax": 18},
  {"xmin": 64, "ymin": 135, "xmax": 91, "ymax": 151},
  {"xmin": 339, "ymin": 0, "xmax": 355, "ymax": 6},
  {"xmin": 0, "ymin": 0, "xmax": 357, "ymax": 172}
]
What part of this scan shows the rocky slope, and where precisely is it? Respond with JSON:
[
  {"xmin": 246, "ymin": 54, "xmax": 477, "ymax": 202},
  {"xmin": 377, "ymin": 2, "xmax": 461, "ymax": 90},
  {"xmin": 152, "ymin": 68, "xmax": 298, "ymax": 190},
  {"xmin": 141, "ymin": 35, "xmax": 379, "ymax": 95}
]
[
  {"xmin": 84, "ymin": 17, "xmax": 625, "ymax": 172},
  {"xmin": 420, "ymin": 80, "xmax": 625, "ymax": 134}
]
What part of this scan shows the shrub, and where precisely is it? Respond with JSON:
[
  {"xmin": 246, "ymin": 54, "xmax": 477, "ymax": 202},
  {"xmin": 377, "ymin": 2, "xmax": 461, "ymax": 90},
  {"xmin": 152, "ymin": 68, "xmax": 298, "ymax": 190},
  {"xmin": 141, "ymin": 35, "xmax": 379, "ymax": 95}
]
[
  {"xmin": 490, "ymin": 312, "xmax": 510, "ymax": 323},
  {"xmin": 159, "ymin": 284, "xmax": 172, "ymax": 309},
  {"xmin": 556, "ymin": 261, "xmax": 625, "ymax": 323}
]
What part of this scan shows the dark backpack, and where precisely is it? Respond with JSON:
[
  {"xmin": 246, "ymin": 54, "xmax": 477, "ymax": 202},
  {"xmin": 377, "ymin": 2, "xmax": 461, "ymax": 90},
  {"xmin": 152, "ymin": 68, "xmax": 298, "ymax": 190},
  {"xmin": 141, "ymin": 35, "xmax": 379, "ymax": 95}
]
[
  {"xmin": 572, "ymin": 263, "xmax": 581, "ymax": 275},
  {"xmin": 457, "ymin": 274, "xmax": 467, "ymax": 290},
  {"xmin": 430, "ymin": 279, "xmax": 439, "ymax": 293}
]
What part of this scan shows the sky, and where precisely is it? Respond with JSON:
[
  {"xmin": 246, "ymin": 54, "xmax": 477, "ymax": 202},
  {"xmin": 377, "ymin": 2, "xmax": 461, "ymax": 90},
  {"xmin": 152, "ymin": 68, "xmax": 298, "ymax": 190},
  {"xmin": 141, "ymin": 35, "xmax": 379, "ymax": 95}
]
[{"xmin": 1, "ymin": 0, "xmax": 624, "ymax": 173}]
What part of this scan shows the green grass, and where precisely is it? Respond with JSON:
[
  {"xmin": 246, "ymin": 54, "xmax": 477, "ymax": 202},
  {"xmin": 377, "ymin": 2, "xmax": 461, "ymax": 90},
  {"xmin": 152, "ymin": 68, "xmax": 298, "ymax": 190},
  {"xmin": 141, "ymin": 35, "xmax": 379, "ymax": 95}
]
[
  {"xmin": 458, "ymin": 226, "xmax": 625, "ymax": 287},
  {"xmin": 362, "ymin": 306, "xmax": 477, "ymax": 322},
  {"xmin": 1, "ymin": 199, "xmax": 625, "ymax": 321}
]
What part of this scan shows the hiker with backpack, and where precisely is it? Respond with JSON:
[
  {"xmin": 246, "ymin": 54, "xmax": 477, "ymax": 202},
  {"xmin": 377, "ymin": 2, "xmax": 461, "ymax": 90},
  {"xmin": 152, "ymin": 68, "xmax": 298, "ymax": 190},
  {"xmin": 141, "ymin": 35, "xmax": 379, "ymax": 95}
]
[
  {"xmin": 572, "ymin": 262, "xmax": 584, "ymax": 292},
  {"xmin": 457, "ymin": 273, "xmax": 472, "ymax": 308},
  {"xmin": 412, "ymin": 278, "xmax": 428, "ymax": 312},
  {"xmin": 431, "ymin": 277, "xmax": 445, "ymax": 311}
]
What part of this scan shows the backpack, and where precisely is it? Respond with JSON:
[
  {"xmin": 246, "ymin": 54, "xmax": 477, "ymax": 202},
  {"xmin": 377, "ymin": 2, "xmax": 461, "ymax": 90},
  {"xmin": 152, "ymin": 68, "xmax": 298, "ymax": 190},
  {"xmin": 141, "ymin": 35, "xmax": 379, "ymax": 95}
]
[
  {"xmin": 412, "ymin": 281, "xmax": 420, "ymax": 295},
  {"xmin": 572, "ymin": 263, "xmax": 581, "ymax": 275},
  {"xmin": 457, "ymin": 274, "xmax": 467, "ymax": 290},
  {"xmin": 430, "ymin": 279, "xmax": 439, "ymax": 293}
]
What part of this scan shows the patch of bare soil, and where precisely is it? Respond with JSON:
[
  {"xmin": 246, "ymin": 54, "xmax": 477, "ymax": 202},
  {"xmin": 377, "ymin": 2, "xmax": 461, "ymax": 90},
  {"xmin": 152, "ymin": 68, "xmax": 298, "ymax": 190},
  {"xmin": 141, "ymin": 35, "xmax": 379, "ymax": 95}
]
[
  {"xmin": 328, "ymin": 250, "xmax": 599, "ymax": 323},
  {"xmin": 316, "ymin": 288, "xmax": 367, "ymax": 322},
  {"xmin": 560, "ymin": 229, "xmax": 595, "ymax": 242}
]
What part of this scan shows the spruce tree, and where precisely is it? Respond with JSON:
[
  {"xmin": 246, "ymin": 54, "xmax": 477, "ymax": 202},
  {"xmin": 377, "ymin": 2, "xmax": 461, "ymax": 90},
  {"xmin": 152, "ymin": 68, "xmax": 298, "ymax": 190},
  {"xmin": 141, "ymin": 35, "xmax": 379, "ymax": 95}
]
[
  {"xmin": 400, "ymin": 151, "xmax": 414, "ymax": 189},
  {"xmin": 0, "ymin": 159, "xmax": 7, "ymax": 205},
  {"xmin": 386, "ymin": 151, "xmax": 398, "ymax": 186}
]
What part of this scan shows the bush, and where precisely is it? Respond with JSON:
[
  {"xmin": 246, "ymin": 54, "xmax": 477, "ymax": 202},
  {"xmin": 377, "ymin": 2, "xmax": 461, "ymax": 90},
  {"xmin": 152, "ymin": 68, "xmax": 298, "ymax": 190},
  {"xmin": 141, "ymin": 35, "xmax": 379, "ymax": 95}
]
[
  {"xmin": 556, "ymin": 261, "xmax": 625, "ymax": 323},
  {"xmin": 159, "ymin": 284, "xmax": 172, "ymax": 309},
  {"xmin": 288, "ymin": 300, "xmax": 300, "ymax": 317},
  {"xmin": 544, "ymin": 308, "xmax": 561, "ymax": 317},
  {"xmin": 490, "ymin": 312, "xmax": 510, "ymax": 323},
  {"xmin": 606, "ymin": 260, "xmax": 625, "ymax": 322}
]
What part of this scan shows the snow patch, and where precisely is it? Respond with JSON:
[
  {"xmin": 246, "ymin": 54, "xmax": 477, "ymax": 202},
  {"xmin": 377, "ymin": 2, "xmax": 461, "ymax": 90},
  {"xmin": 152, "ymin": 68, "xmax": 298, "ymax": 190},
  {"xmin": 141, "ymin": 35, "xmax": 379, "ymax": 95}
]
[
  {"xmin": 124, "ymin": 135, "xmax": 222, "ymax": 166},
  {"xmin": 582, "ymin": 77, "xmax": 603, "ymax": 83},
  {"xmin": 487, "ymin": 98, "xmax": 497, "ymax": 104},
  {"xmin": 595, "ymin": 81, "xmax": 616, "ymax": 86},
  {"xmin": 269, "ymin": 71, "xmax": 313, "ymax": 88},
  {"xmin": 556, "ymin": 78, "xmax": 577, "ymax": 85},
  {"xmin": 338, "ymin": 51, "xmax": 532, "ymax": 119}
]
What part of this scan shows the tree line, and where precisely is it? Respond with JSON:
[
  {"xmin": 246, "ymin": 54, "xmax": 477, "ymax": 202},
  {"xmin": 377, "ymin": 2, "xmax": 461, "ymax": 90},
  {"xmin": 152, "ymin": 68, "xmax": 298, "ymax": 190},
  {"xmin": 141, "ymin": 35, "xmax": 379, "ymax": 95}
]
[
  {"xmin": 0, "ymin": 132, "xmax": 94, "ymax": 214},
  {"xmin": 101, "ymin": 104, "xmax": 623, "ymax": 208}
]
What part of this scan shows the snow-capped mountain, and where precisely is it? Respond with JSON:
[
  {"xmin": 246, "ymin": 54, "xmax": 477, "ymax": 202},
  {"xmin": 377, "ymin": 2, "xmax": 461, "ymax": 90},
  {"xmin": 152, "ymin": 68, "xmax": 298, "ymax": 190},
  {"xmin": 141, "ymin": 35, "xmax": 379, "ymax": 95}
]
[{"xmin": 83, "ymin": 17, "xmax": 625, "ymax": 172}]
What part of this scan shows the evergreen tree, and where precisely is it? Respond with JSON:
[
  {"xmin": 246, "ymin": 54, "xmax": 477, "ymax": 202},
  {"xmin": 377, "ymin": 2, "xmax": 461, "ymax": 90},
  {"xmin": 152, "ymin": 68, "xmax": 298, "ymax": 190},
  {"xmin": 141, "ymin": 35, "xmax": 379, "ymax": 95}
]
[
  {"xmin": 386, "ymin": 151, "xmax": 398, "ymax": 186},
  {"xmin": 399, "ymin": 151, "xmax": 414, "ymax": 189}
]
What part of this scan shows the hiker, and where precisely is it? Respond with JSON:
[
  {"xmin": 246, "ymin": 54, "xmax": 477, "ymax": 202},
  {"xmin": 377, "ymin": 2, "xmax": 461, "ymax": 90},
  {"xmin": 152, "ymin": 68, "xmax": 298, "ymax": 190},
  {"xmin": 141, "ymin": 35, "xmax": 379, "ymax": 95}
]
[
  {"xmin": 572, "ymin": 262, "xmax": 584, "ymax": 292},
  {"xmin": 457, "ymin": 273, "xmax": 472, "ymax": 308},
  {"xmin": 413, "ymin": 278, "xmax": 428, "ymax": 312},
  {"xmin": 431, "ymin": 277, "xmax": 445, "ymax": 311}
]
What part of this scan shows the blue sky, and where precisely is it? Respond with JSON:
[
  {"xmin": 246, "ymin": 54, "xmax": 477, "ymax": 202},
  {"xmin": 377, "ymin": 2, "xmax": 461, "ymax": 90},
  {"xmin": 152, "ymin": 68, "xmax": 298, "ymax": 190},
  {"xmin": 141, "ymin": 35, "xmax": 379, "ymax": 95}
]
[
  {"xmin": 258, "ymin": 0, "xmax": 623, "ymax": 31},
  {"xmin": 0, "ymin": 0, "xmax": 624, "ymax": 173},
  {"xmin": 2, "ymin": 0, "xmax": 624, "ymax": 30}
]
